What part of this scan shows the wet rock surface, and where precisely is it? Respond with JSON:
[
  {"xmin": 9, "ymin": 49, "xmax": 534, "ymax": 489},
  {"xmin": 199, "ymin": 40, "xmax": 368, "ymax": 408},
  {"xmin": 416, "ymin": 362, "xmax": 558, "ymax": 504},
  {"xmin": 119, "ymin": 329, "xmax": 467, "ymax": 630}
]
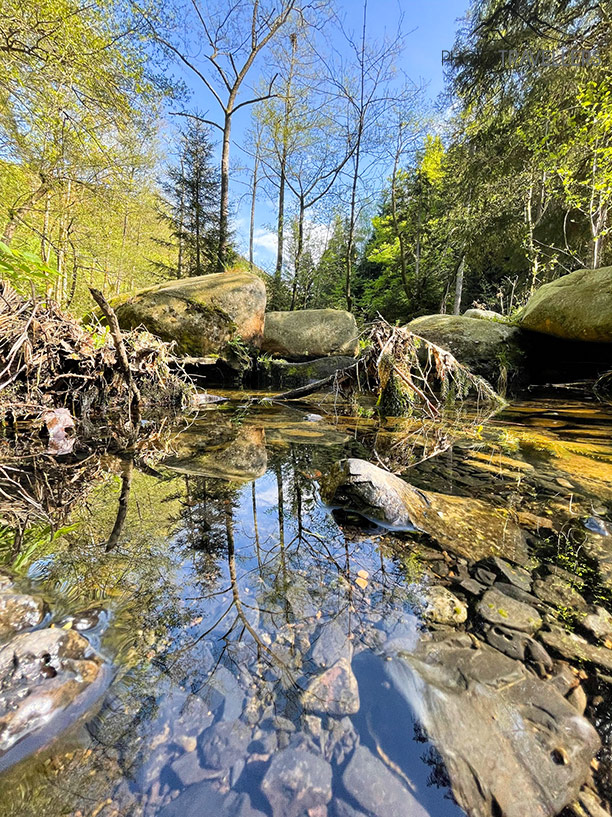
[
  {"xmin": 385, "ymin": 635, "xmax": 601, "ymax": 817},
  {"xmin": 2, "ymin": 397, "xmax": 612, "ymax": 817},
  {"xmin": 302, "ymin": 656, "xmax": 360, "ymax": 716},
  {"xmin": 477, "ymin": 588, "xmax": 543, "ymax": 633},
  {"xmin": 0, "ymin": 591, "xmax": 45, "ymax": 639},
  {"xmin": 0, "ymin": 627, "xmax": 103, "ymax": 757},
  {"xmin": 322, "ymin": 458, "xmax": 529, "ymax": 563},
  {"xmin": 261, "ymin": 748, "xmax": 332, "ymax": 817},
  {"xmin": 343, "ymin": 744, "xmax": 429, "ymax": 817}
]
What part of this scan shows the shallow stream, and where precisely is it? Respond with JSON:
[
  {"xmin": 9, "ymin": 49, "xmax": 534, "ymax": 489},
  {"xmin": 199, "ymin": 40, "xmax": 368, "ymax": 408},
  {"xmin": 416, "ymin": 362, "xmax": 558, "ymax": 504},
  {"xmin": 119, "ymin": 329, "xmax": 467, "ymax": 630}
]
[{"xmin": 1, "ymin": 393, "xmax": 612, "ymax": 817}]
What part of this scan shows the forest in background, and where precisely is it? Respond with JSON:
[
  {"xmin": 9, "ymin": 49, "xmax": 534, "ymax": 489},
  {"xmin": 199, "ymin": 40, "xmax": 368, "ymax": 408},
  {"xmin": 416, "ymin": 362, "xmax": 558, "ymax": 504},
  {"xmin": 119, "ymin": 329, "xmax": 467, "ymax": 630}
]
[{"xmin": 1, "ymin": 0, "xmax": 611, "ymax": 321}]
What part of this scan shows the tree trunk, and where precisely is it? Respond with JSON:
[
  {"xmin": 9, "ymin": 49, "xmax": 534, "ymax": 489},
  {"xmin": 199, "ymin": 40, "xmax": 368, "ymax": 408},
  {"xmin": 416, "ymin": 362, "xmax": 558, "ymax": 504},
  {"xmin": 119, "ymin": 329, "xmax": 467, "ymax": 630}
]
[
  {"xmin": 273, "ymin": 161, "xmax": 287, "ymax": 305},
  {"xmin": 290, "ymin": 198, "xmax": 305, "ymax": 310},
  {"xmin": 217, "ymin": 110, "xmax": 232, "ymax": 272},
  {"xmin": 453, "ymin": 254, "xmax": 465, "ymax": 315},
  {"xmin": 249, "ymin": 150, "xmax": 259, "ymax": 272}
]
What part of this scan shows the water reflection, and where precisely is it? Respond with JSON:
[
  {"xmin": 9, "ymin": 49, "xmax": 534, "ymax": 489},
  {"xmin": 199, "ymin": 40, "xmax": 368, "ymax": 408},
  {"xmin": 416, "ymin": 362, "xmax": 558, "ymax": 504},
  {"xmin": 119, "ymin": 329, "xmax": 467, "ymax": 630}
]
[{"xmin": 0, "ymin": 397, "xmax": 611, "ymax": 816}]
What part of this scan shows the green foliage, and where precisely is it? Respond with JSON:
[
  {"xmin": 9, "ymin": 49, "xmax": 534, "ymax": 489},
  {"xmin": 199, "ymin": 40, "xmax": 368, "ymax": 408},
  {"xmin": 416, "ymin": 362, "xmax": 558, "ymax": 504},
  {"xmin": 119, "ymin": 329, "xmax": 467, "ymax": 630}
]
[{"xmin": 0, "ymin": 242, "xmax": 57, "ymax": 295}]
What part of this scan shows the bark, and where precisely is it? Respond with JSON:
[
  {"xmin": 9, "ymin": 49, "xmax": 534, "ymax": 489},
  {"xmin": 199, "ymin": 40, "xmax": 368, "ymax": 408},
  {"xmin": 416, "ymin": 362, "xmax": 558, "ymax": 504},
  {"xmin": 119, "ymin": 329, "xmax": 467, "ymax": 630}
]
[
  {"xmin": 453, "ymin": 254, "xmax": 465, "ymax": 315},
  {"xmin": 289, "ymin": 196, "xmax": 305, "ymax": 310},
  {"xmin": 344, "ymin": 0, "xmax": 368, "ymax": 312},
  {"xmin": 249, "ymin": 149, "xmax": 260, "ymax": 272},
  {"xmin": 89, "ymin": 287, "xmax": 141, "ymax": 428},
  {"xmin": 217, "ymin": 110, "xmax": 233, "ymax": 272}
]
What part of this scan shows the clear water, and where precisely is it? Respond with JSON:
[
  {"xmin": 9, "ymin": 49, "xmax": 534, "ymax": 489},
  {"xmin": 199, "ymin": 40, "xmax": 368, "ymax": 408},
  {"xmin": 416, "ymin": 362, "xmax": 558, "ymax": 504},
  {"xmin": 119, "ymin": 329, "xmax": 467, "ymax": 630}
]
[{"xmin": 0, "ymin": 394, "xmax": 611, "ymax": 816}]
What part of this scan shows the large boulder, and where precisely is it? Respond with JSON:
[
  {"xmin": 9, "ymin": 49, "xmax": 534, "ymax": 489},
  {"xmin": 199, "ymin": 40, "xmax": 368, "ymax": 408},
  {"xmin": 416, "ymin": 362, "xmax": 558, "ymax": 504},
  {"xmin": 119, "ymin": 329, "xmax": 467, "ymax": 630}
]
[
  {"xmin": 262, "ymin": 309, "xmax": 359, "ymax": 360},
  {"xmin": 406, "ymin": 314, "xmax": 522, "ymax": 387},
  {"xmin": 519, "ymin": 267, "xmax": 612, "ymax": 342},
  {"xmin": 322, "ymin": 458, "xmax": 529, "ymax": 564},
  {"xmin": 113, "ymin": 270, "xmax": 267, "ymax": 357}
]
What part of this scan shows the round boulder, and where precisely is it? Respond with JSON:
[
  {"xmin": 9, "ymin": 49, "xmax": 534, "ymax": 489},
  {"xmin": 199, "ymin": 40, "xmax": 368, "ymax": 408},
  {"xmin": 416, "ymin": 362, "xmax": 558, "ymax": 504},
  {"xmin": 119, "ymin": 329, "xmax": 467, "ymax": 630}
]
[
  {"xmin": 406, "ymin": 314, "xmax": 522, "ymax": 387},
  {"xmin": 262, "ymin": 309, "xmax": 359, "ymax": 360},
  {"xmin": 113, "ymin": 270, "xmax": 267, "ymax": 357},
  {"xmin": 519, "ymin": 267, "xmax": 612, "ymax": 342}
]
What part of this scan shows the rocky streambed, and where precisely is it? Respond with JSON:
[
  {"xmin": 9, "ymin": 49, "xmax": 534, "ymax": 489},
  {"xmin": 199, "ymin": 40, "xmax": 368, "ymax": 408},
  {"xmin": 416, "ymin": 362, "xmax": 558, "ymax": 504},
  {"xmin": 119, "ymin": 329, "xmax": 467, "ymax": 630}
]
[{"xmin": 0, "ymin": 395, "xmax": 611, "ymax": 817}]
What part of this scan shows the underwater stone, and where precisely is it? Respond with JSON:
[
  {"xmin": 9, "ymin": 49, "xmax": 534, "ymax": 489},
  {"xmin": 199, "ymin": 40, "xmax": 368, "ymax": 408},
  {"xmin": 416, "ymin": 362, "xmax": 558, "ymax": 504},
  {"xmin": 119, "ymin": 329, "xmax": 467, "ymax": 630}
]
[
  {"xmin": 420, "ymin": 585, "xmax": 468, "ymax": 626},
  {"xmin": 343, "ymin": 745, "xmax": 429, "ymax": 817},
  {"xmin": 302, "ymin": 656, "xmax": 360, "ymax": 716},
  {"xmin": 261, "ymin": 748, "xmax": 332, "ymax": 817},
  {"xmin": 384, "ymin": 635, "xmax": 600, "ymax": 817}
]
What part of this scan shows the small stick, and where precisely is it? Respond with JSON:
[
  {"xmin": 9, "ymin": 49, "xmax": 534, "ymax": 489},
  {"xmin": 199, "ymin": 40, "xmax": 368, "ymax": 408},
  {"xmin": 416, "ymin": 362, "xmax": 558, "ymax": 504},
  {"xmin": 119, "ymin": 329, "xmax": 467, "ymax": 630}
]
[{"xmin": 89, "ymin": 287, "xmax": 141, "ymax": 428}]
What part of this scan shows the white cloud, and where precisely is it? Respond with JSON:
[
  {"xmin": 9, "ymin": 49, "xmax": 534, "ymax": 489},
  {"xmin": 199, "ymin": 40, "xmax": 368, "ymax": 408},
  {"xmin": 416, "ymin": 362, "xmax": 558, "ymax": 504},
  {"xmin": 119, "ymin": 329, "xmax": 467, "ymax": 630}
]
[{"xmin": 253, "ymin": 228, "xmax": 278, "ymax": 255}]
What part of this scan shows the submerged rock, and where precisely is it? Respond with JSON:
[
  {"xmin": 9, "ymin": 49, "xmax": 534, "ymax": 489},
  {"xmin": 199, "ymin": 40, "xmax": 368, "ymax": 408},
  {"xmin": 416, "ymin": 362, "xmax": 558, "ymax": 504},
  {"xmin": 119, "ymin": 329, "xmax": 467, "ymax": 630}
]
[
  {"xmin": 519, "ymin": 266, "xmax": 612, "ymax": 342},
  {"xmin": 406, "ymin": 314, "xmax": 522, "ymax": 386},
  {"xmin": 261, "ymin": 747, "xmax": 332, "ymax": 817},
  {"xmin": 113, "ymin": 269, "xmax": 267, "ymax": 357},
  {"xmin": 0, "ymin": 628, "xmax": 102, "ymax": 760},
  {"xmin": 164, "ymin": 424, "xmax": 267, "ymax": 484},
  {"xmin": 262, "ymin": 309, "xmax": 359, "ymax": 360},
  {"xmin": 0, "ymin": 592, "xmax": 45, "ymax": 640},
  {"xmin": 343, "ymin": 745, "xmax": 429, "ymax": 817},
  {"xmin": 302, "ymin": 656, "xmax": 360, "ymax": 716},
  {"xmin": 322, "ymin": 458, "xmax": 529, "ymax": 564},
  {"xmin": 384, "ymin": 634, "xmax": 600, "ymax": 817}
]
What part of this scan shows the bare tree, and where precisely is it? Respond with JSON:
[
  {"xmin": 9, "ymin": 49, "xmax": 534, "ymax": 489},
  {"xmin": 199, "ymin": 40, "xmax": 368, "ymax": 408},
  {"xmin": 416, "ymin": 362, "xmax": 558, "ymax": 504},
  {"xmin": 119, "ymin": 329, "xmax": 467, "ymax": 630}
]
[
  {"xmin": 137, "ymin": 0, "xmax": 326, "ymax": 272},
  {"xmin": 322, "ymin": 1, "xmax": 409, "ymax": 310}
]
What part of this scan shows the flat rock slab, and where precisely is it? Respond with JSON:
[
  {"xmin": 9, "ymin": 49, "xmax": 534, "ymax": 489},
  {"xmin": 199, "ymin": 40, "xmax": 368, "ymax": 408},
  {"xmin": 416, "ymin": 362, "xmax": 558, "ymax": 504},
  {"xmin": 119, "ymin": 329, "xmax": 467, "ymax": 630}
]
[
  {"xmin": 302, "ymin": 656, "xmax": 360, "ymax": 716},
  {"xmin": 477, "ymin": 588, "xmax": 542, "ymax": 633},
  {"xmin": 321, "ymin": 458, "xmax": 529, "ymax": 564},
  {"xmin": 0, "ymin": 628, "xmax": 103, "ymax": 764},
  {"xmin": 533, "ymin": 575, "xmax": 588, "ymax": 612},
  {"xmin": 343, "ymin": 745, "xmax": 429, "ymax": 817},
  {"xmin": 582, "ymin": 606, "xmax": 612, "ymax": 641},
  {"xmin": 483, "ymin": 557, "xmax": 532, "ymax": 592},
  {"xmin": 385, "ymin": 634, "xmax": 600, "ymax": 817},
  {"xmin": 541, "ymin": 627, "xmax": 612, "ymax": 672}
]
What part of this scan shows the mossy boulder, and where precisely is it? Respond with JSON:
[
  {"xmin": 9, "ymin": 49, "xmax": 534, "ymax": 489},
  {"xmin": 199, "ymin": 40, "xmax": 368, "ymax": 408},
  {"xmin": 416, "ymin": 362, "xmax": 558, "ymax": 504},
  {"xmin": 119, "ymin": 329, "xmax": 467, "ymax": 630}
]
[
  {"xmin": 519, "ymin": 267, "xmax": 612, "ymax": 342},
  {"xmin": 261, "ymin": 355, "xmax": 356, "ymax": 389},
  {"xmin": 406, "ymin": 314, "xmax": 522, "ymax": 388},
  {"xmin": 262, "ymin": 309, "xmax": 359, "ymax": 360},
  {"xmin": 112, "ymin": 270, "xmax": 267, "ymax": 357}
]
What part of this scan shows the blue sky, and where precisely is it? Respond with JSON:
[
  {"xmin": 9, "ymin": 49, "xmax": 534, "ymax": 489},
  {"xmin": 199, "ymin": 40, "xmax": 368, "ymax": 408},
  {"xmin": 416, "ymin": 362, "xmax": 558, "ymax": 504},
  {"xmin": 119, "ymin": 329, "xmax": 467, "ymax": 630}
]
[{"xmin": 171, "ymin": 0, "xmax": 470, "ymax": 269}]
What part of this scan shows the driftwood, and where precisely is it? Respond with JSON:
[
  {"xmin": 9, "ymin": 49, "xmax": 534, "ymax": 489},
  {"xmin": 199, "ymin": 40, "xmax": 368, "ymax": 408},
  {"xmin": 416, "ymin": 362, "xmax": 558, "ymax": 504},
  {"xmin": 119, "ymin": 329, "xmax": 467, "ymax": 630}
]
[
  {"xmin": 89, "ymin": 287, "xmax": 141, "ymax": 428},
  {"xmin": 270, "ymin": 320, "xmax": 504, "ymax": 418}
]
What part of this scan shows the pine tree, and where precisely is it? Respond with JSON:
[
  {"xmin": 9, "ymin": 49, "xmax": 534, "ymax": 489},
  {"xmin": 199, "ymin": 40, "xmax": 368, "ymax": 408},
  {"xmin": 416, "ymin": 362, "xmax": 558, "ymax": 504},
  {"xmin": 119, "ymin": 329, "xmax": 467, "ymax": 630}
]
[{"xmin": 159, "ymin": 121, "xmax": 221, "ymax": 277}]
